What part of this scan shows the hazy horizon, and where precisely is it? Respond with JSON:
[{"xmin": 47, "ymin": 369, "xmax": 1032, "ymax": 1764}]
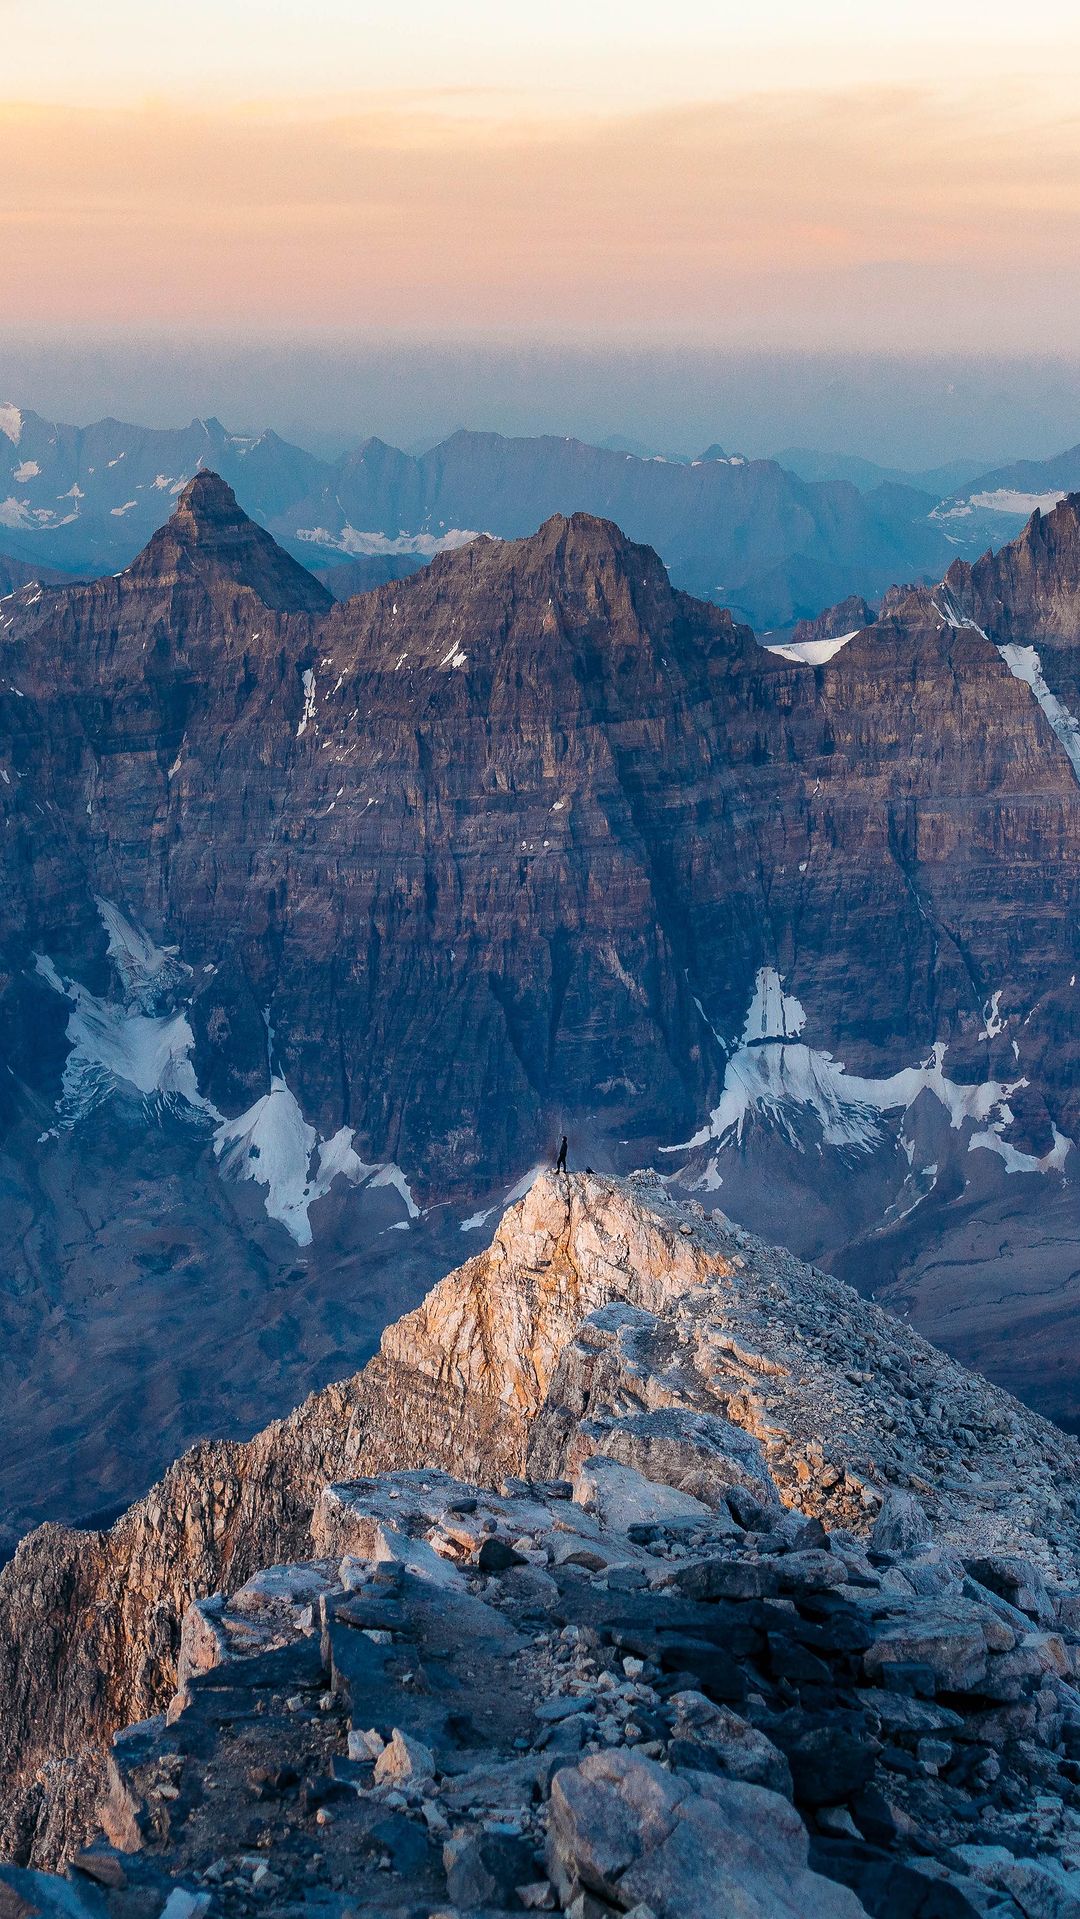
[
  {"xmin": 7, "ymin": 4, "xmax": 1080, "ymax": 471},
  {"xmin": 6, "ymin": 335, "xmax": 1080, "ymax": 473}
]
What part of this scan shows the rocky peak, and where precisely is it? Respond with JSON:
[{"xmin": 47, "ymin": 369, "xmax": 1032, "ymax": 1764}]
[
  {"xmin": 432, "ymin": 511, "xmax": 685, "ymax": 641},
  {"xmin": 780, "ymin": 593, "xmax": 877, "ymax": 649},
  {"xmin": 947, "ymin": 491, "xmax": 1080, "ymax": 641},
  {"xmin": 7, "ymin": 1172, "xmax": 1080, "ymax": 1874},
  {"xmin": 325, "ymin": 509, "xmax": 736, "ymax": 689},
  {"xmin": 127, "ymin": 469, "xmax": 333, "ymax": 615},
  {"xmin": 7, "ymin": 1175, "xmax": 1080, "ymax": 1913}
]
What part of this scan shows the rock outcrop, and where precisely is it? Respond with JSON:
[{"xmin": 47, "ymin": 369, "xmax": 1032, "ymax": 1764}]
[
  {"xmin": 6, "ymin": 1172, "xmax": 1080, "ymax": 1910},
  {"xmin": 948, "ymin": 490, "xmax": 1080, "ymax": 646}
]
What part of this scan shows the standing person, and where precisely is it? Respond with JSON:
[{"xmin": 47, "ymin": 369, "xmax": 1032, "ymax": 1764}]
[{"xmin": 555, "ymin": 1135, "xmax": 568, "ymax": 1174}]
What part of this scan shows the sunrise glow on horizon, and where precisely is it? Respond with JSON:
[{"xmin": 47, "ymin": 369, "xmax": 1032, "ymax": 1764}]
[{"xmin": 5, "ymin": 0, "xmax": 1080, "ymax": 348}]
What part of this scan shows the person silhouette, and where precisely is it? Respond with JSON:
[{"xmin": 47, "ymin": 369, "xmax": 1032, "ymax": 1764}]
[{"xmin": 555, "ymin": 1135, "xmax": 568, "ymax": 1174}]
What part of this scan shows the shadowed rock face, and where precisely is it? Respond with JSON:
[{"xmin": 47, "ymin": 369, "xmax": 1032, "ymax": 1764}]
[
  {"xmin": 948, "ymin": 490, "xmax": 1080, "ymax": 645},
  {"xmin": 2, "ymin": 1172, "xmax": 1080, "ymax": 1866},
  {"xmin": 125, "ymin": 470, "xmax": 334, "ymax": 616},
  {"xmin": 8, "ymin": 483, "xmax": 1080, "ymax": 1542},
  {"xmin": 8, "ymin": 481, "xmax": 1080, "ymax": 1178}
]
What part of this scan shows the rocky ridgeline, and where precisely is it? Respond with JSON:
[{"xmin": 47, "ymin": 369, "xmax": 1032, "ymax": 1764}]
[
  {"xmin": 13, "ymin": 473, "xmax": 1080, "ymax": 1541},
  {"xmin": 6, "ymin": 1174, "xmax": 1080, "ymax": 1914}
]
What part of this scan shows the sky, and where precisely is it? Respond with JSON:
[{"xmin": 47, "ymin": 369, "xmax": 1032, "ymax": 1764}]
[{"xmin": 4, "ymin": 2, "xmax": 1080, "ymax": 455}]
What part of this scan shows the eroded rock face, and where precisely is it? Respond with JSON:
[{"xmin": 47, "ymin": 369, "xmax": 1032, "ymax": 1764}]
[
  {"xmin": 342, "ymin": 1172, "xmax": 724, "ymax": 1484},
  {"xmin": 12, "ymin": 480, "xmax": 1080, "ymax": 1533},
  {"xmin": 949, "ymin": 491, "xmax": 1080, "ymax": 646},
  {"xmin": 4, "ymin": 1172, "xmax": 1080, "ymax": 1874}
]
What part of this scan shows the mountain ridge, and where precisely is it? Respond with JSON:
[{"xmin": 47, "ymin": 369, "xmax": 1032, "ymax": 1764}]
[
  {"xmin": 7, "ymin": 481, "xmax": 1080, "ymax": 1552},
  {"xmin": 5, "ymin": 1173, "xmax": 1080, "ymax": 1915},
  {"xmin": 0, "ymin": 405, "xmax": 959, "ymax": 628}
]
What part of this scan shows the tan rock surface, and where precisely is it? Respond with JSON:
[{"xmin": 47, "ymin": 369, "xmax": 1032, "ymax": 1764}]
[{"xmin": 3, "ymin": 1170, "xmax": 1080, "ymax": 1868}]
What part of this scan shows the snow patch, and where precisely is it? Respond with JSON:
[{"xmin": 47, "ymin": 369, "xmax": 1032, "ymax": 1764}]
[
  {"xmin": 997, "ymin": 644, "xmax": 1080, "ymax": 784},
  {"xmin": 667, "ymin": 967, "xmax": 1071, "ymax": 1178},
  {"xmin": 0, "ymin": 404, "xmax": 22, "ymax": 445},
  {"xmin": 933, "ymin": 489, "xmax": 1068, "ymax": 522},
  {"xmin": 214, "ymin": 1078, "xmax": 317, "ymax": 1243},
  {"xmin": 295, "ymin": 524, "xmax": 483, "ymax": 558},
  {"xmin": 937, "ymin": 597, "xmax": 1080, "ymax": 788},
  {"xmin": 969, "ymin": 489, "xmax": 1067, "ymax": 516},
  {"xmin": 33, "ymin": 904, "xmax": 420, "ymax": 1247},
  {"xmin": 743, "ymin": 966, "xmax": 805, "ymax": 1041},
  {"xmin": 110, "ymin": 500, "xmax": 138, "ymax": 517},
  {"xmin": 12, "ymin": 460, "xmax": 39, "ymax": 483},
  {"xmin": 978, "ymin": 990, "xmax": 1005, "ymax": 1041},
  {"xmin": 0, "ymin": 498, "xmax": 37, "ymax": 530},
  {"xmin": 34, "ymin": 952, "xmax": 210, "ymax": 1128},
  {"xmin": 215, "ymin": 1105, "xmax": 419, "ymax": 1246},
  {"xmin": 968, "ymin": 1124, "xmax": 1072, "ymax": 1176},
  {"xmin": 763, "ymin": 629, "xmax": 861, "ymax": 665},
  {"xmin": 94, "ymin": 895, "xmax": 189, "ymax": 1011},
  {"xmin": 297, "ymin": 667, "xmax": 316, "ymax": 737}
]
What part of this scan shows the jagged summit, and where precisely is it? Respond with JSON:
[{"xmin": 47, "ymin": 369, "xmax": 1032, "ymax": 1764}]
[
  {"xmin": 411, "ymin": 507, "xmax": 679, "ymax": 596},
  {"xmin": 128, "ymin": 469, "xmax": 333, "ymax": 616},
  {"xmin": 946, "ymin": 489, "xmax": 1080, "ymax": 642},
  {"xmin": 328, "ymin": 507, "xmax": 740, "ymax": 672},
  {"xmin": 7, "ymin": 1173, "xmax": 1080, "ymax": 1913}
]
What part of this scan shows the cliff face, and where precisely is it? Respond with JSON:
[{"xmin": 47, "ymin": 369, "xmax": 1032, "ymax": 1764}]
[
  {"xmin": 948, "ymin": 490, "xmax": 1080, "ymax": 645},
  {"xmin": 11, "ymin": 481, "xmax": 1080, "ymax": 1537},
  {"xmin": 5, "ymin": 1173, "xmax": 1080, "ymax": 1872}
]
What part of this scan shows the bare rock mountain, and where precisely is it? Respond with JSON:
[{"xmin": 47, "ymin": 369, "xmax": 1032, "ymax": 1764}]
[
  {"xmin": 0, "ymin": 404, "xmax": 954, "ymax": 628},
  {"xmin": 7, "ymin": 1175, "xmax": 1080, "ymax": 1916},
  {"xmin": 11, "ymin": 478, "xmax": 1080, "ymax": 1543}
]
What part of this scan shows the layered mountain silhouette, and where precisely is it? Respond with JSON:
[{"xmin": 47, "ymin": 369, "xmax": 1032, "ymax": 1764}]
[
  {"xmin": 0, "ymin": 406, "xmax": 961, "ymax": 627},
  {"xmin": 6, "ymin": 476, "xmax": 1080, "ymax": 1539}
]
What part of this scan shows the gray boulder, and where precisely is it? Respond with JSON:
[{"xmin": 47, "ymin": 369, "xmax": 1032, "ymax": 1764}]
[{"xmin": 547, "ymin": 1748, "xmax": 869, "ymax": 1917}]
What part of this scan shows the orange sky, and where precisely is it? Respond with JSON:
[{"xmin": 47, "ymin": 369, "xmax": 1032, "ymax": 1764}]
[{"xmin": 5, "ymin": 2, "xmax": 1080, "ymax": 349}]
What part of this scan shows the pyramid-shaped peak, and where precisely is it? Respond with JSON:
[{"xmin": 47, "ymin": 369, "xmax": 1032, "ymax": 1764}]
[
  {"xmin": 132, "ymin": 470, "xmax": 332, "ymax": 616},
  {"xmin": 174, "ymin": 468, "xmax": 244, "ymax": 524}
]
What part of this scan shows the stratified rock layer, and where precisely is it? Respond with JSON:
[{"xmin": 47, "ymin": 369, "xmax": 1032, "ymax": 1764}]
[{"xmin": 11, "ymin": 480, "xmax": 1080, "ymax": 1541}]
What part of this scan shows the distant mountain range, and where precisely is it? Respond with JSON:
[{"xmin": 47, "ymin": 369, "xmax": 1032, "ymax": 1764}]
[{"xmin": 8, "ymin": 401, "xmax": 1077, "ymax": 629}]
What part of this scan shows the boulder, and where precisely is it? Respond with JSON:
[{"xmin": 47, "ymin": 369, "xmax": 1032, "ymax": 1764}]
[
  {"xmin": 547, "ymin": 1748, "xmax": 869, "ymax": 1916},
  {"xmin": 576, "ymin": 1408, "xmax": 780, "ymax": 1513},
  {"xmin": 667, "ymin": 1692, "xmax": 792, "ymax": 1796},
  {"xmin": 868, "ymin": 1493, "xmax": 932, "ymax": 1559},
  {"xmin": 373, "ymin": 1728, "xmax": 436, "ymax": 1786},
  {"xmin": 965, "ymin": 1556, "xmax": 1056, "ymax": 1626}
]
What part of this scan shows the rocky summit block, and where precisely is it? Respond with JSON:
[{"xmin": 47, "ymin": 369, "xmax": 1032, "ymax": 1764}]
[
  {"xmin": 547, "ymin": 1749, "xmax": 868, "ymax": 1917},
  {"xmin": 6, "ymin": 1175, "xmax": 1080, "ymax": 1914}
]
